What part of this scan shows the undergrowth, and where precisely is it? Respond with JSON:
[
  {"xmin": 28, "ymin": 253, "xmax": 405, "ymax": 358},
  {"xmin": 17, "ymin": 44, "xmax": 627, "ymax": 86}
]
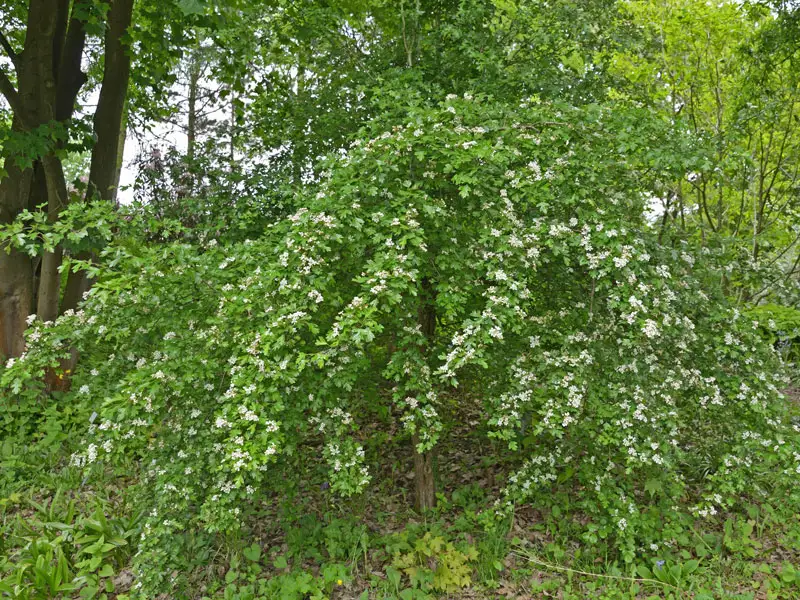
[{"xmin": 1, "ymin": 389, "xmax": 799, "ymax": 599}]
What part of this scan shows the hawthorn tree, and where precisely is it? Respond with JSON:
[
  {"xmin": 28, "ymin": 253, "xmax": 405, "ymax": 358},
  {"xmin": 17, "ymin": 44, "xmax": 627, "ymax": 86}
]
[{"xmin": 3, "ymin": 95, "xmax": 797, "ymax": 594}]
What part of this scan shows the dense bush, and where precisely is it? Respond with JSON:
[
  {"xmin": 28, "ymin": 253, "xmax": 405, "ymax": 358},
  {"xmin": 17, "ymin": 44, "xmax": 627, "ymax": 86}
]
[{"xmin": 2, "ymin": 96, "xmax": 799, "ymax": 595}]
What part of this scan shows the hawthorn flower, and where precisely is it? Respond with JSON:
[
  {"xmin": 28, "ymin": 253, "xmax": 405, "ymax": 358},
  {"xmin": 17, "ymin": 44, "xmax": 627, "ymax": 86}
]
[{"xmin": 642, "ymin": 320, "xmax": 660, "ymax": 338}]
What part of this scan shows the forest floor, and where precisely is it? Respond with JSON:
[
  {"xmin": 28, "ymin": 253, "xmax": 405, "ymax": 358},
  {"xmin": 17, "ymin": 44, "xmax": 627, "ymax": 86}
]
[{"xmin": 1, "ymin": 391, "xmax": 799, "ymax": 599}]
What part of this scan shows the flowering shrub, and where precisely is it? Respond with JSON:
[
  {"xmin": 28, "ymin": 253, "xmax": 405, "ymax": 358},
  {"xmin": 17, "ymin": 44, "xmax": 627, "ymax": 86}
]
[{"xmin": 2, "ymin": 95, "xmax": 798, "ymax": 594}]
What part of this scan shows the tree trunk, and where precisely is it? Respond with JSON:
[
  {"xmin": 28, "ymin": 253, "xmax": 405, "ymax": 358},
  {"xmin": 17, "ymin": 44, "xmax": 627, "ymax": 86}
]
[
  {"xmin": 0, "ymin": 0, "xmax": 131, "ymax": 359},
  {"xmin": 36, "ymin": 248, "xmax": 62, "ymax": 322},
  {"xmin": 413, "ymin": 432, "xmax": 436, "ymax": 511},
  {"xmin": 0, "ymin": 154, "xmax": 36, "ymax": 360},
  {"xmin": 34, "ymin": 0, "xmax": 90, "ymax": 324},
  {"xmin": 56, "ymin": 0, "xmax": 133, "ymax": 385},
  {"xmin": 0, "ymin": 0, "xmax": 61, "ymax": 357},
  {"xmin": 60, "ymin": 251, "xmax": 94, "ymax": 314},
  {"xmin": 86, "ymin": 0, "xmax": 134, "ymax": 203},
  {"xmin": 36, "ymin": 156, "xmax": 69, "ymax": 322},
  {"xmin": 413, "ymin": 277, "xmax": 437, "ymax": 511},
  {"xmin": 63, "ymin": 0, "xmax": 133, "ymax": 312},
  {"xmin": 0, "ymin": 162, "xmax": 35, "ymax": 359},
  {"xmin": 187, "ymin": 50, "xmax": 200, "ymax": 164}
]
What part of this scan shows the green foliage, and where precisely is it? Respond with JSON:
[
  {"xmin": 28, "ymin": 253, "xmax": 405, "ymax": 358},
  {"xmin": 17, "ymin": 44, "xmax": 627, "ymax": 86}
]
[
  {"xmin": 746, "ymin": 304, "xmax": 800, "ymax": 365},
  {"xmin": 390, "ymin": 531, "xmax": 478, "ymax": 593},
  {"xmin": 0, "ymin": 493, "xmax": 139, "ymax": 600},
  {"xmin": 619, "ymin": 0, "xmax": 800, "ymax": 304},
  {"xmin": 637, "ymin": 559, "xmax": 700, "ymax": 588},
  {"xmin": 3, "ymin": 0, "xmax": 800, "ymax": 597},
  {"xmin": 2, "ymin": 94, "xmax": 799, "ymax": 595},
  {"xmin": 722, "ymin": 517, "xmax": 762, "ymax": 558},
  {"xmin": 0, "ymin": 538, "xmax": 79, "ymax": 600}
]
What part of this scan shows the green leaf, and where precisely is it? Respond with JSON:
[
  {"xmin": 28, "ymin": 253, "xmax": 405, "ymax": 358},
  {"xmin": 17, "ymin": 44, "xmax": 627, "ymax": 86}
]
[
  {"xmin": 243, "ymin": 543, "xmax": 261, "ymax": 562},
  {"xmin": 98, "ymin": 564, "xmax": 114, "ymax": 578},
  {"xmin": 178, "ymin": 0, "xmax": 204, "ymax": 16},
  {"xmin": 644, "ymin": 479, "xmax": 663, "ymax": 497}
]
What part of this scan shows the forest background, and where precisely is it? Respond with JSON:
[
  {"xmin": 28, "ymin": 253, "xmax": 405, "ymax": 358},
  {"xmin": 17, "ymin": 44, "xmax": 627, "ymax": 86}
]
[{"xmin": 1, "ymin": 1, "xmax": 800, "ymax": 598}]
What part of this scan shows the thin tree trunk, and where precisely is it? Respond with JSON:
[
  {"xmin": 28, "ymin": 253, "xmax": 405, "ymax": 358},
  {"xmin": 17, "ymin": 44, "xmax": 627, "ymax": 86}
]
[
  {"xmin": 36, "ymin": 249, "xmax": 63, "ymax": 322},
  {"xmin": 187, "ymin": 52, "xmax": 200, "ymax": 164},
  {"xmin": 229, "ymin": 85, "xmax": 236, "ymax": 169},
  {"xmin": 413, "ymin": 432, "xmax": 436, "ymax": 511},
  {"xmin": 414, "ymin": 277, "xmax": 437, "ymax": 511},
  {"xmin": 58, "ymin": 251, "xmax": 93, "ymax": 319},
  {"xmin": 184, "ymin": 47, "xmax": 201, "ymax": 198},
  {"xmin": 36, "ymin": 156, "xmax": 69, "ymax": 322}
]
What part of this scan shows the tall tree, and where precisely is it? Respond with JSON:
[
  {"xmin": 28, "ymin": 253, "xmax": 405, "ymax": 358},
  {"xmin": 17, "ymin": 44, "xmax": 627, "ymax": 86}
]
[{"xmin": 0, "ymin": 0, "xmax": 171, "ymax": 359}]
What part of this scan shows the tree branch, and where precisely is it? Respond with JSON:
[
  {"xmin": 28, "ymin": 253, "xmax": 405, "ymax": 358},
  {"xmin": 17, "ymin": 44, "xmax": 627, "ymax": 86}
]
[
  {"xmin": 0, "ymin": 30, "xmax": 18, "ymax": 70},
  {"xmin": 55, "ymin": 0, "xmax": 89, "ymax": 121},
  {"xmin": 0, "ymin": 67, "xmax": 23, "ymax": 116},
  {"xmin": 0, "ymin": 68, "xmax": 35, "ymax": 131}
]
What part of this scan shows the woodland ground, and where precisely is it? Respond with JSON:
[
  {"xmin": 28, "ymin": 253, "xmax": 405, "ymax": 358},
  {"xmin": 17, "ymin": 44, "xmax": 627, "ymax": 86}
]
[{"xmin": 1, "ymin": 388, "xmax": 799, "ymax": 600}]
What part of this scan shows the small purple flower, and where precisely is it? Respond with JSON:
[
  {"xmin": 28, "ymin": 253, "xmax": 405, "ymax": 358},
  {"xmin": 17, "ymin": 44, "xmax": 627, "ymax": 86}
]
[
  {"xmin": 320, "ymin": 481, "xmax": 330, "ymax": 491},
  {"xmin": 655, "ymin": 560, "xmax": 665, "ymax": 569}
]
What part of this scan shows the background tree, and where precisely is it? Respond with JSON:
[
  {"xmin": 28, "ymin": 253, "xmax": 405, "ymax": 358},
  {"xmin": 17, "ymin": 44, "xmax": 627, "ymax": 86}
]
[
  {"xmin": 0, "ymin": 0, "xmax": 135, "ymax": 359},
  {"xmin": 0, "ymin": 0, "xmax": 209, "ymax": 360},
  {"xmin": 619, "ymin": 0, "xmax": 800, "ymax": 307}
]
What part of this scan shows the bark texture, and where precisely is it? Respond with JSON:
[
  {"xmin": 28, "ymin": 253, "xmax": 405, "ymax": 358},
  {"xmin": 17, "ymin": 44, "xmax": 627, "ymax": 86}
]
[
  {"xmin": 0, "ymin": 163, "xmax": 34, "ymax": 358},
  {"xmin": 413, "ymin": 432, "xmax": 437, "ymax": 511}
]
